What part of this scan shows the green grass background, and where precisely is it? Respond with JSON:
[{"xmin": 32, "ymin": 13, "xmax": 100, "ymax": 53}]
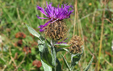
[{"xmin": 0, "ymin": 0, "xmax": 113, "ymax": 71}]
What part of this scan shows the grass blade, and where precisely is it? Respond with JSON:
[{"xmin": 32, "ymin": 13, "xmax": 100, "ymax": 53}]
[{"xmin": 84, "ymin": 55, "xmax": 94, "ymax": 71}]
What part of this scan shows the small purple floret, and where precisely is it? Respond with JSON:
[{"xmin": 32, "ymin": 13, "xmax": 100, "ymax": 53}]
[
  {"xmin": 56, "ymin": 38, "xmax": 68, "ymax": 44},
  {"xmin": 56, "ymin": 42, "xmax": 67, "ymax": 44},
  {"xmin": 37, "ymin": 2, "xmax": 74, "ymax": 32}
]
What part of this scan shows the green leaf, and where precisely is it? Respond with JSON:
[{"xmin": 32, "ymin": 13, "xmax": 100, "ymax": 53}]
[
  {"xmin": 51, "ymin": 44, "xmax": 56, "ymax": 67},
  {"xmin": 38, "ymin": 40, "xmax": 44, "ymax": 52},
  {"xmin": 0, "ymin": 58, "xmax": 5, "ymax": 64},
  {"xmin": 71, "ymin": 53, "xmax": 83, "ymax": 68},
  {"xmin": 54, "ymin": 44, "xmax": 71, "ymax": 48},
  {"xmin": 38, "ymin": 40, "xmax": 53, "ymax": 67},
  {"xmin": 84, "ymin": 55, "xmax": 94, "ymax": 71},
  {"xmin": 26, "ymin": 25, "xmax": 43, "ymax": 42},
  {"xmin": 62, "ymin": 55, "xmax": 71, "ymax": 71},
  {"xmin": 31, "ymin": 47, "xmax": 36, "ymax": 55},
  {"xmin": 41, "ymin": 60, "xmax": 52, "ymax": 71},
  {"xmin": 56, "ymin": 48, "xmax": 70, "ymax": 53},
  {"xmin": 56, "ymin": 58, "xmax": 61, "ymax": 71},
  {"xmin": 62, "ymin": 48, "xmax": 70, "ymax": 52},
  {"xmin": 50, "ymin": 40, "xmax": 57, "ymax": 71}
]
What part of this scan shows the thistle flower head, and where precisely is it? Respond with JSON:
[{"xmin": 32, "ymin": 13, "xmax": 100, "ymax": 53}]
[
  {"xmin": 68, "ymin": 35, "xmax": 83, "ymax": 54},
  {"xmin": 37, "ymin": 2, "xmax": 74, "ymax": 32}
]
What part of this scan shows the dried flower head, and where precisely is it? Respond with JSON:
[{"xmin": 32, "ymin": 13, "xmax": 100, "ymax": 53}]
[
  {"xmin": 37, "ymin": 2, "xmax": 74, "ymax": 32},
  {"xmin": 23, "ymin": 46, "xmax": 31, "ymax": 54},
  {"xmin": 68, "ymin": 35, "xmax": 83, "ymax": 54},
  {"xmin": 32, "ymin": 60, "xmax": 42, "ymax": 68},
  {"xmin": 14, "ymin": 40, "xmax": 23, "ymax": 47},
  {"xmin": 15, "ymin": 32, "xmax": 26, "ymax": 39}
]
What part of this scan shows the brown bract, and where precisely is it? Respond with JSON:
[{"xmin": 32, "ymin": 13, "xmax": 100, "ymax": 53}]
[{"xmin": 44, "ymin": 21, "xmax": 67, "ymax": 41}]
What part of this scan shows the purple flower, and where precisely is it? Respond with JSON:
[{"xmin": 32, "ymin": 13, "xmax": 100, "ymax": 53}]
[
  {"xmin": 56, "ymin": 42, "xmax": 67, "ymax": 44},
  {"xmin": 37, "ymin": 2, "xmax": 74, "ymax": 32},
  {"xmin": 56, "ymin": 38, "xmax": 68, "ymax": 44}
]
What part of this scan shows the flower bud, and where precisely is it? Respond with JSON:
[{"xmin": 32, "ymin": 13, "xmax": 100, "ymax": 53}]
[{"xmin": 68, "ymin": 35, "xmax": 83, "ymax": 54}]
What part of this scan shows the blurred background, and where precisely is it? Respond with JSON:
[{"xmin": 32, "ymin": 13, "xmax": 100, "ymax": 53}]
[{"xmin": 0, "ymin": 0, "xmax": 113, "ymax": 71}]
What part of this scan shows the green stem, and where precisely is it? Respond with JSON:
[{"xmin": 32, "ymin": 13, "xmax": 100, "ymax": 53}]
[
  {"xmin": 52, "ymin": 67, "xmax": 56, "ymax": 71},
  {"xmin": 51, "ymin": 40, "xmax": 56, "ymax": 71}
]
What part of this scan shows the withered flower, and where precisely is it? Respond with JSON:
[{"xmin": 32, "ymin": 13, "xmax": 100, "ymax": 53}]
[
  {"xmin": 32, "ymin": 60, "xmax": 42, "ymax": 68},
  {"xmin": 15, "ymin": 32, "xmax": 26, "ymax": 39},
  {"xmin": 68, "ymin": 35, "xmax": 83, "ymax": 54},
  {"xmin": 15, "ymin": 40, "xmax": 23, "ymax": 47},
  {"xmin": 23, "ymin": 46, "xmax": 31, "ymax": 54}
]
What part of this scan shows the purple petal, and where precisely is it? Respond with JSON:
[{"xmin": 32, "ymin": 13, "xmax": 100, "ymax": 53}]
[
  {"xmin": 51, "ymin": 19, "xmax": 58, "ymax": 23},
  {"xmin": 56, "ymin": 38, "xmax": 68, "ymax": 44},
  {"xmin": 43, "ymin": 19, "xmax": 52, "ymax": 27},
  {"xmin": 38, "ymin": 25, "xmax": 44, "ymax": 28},
  {"xmin": 56, "ymin": 42, "xmax": 67, "ymax": 44},
  {"xmin": 38, "ymin": 20, "xmax": 52, "ymax": 32},
  {"xmin": 36, "ymin": 15, "xmax": 48, "ymax": 19},
  {"xmin": 63, "ymin": 38, "xmax": 68, "ymax": 41},
  {"xmin": 37, "ymin": 5, "xmax": 48, "ymax": 17},
  {"xmin": 39, "ymin": 28, "xmax": 45, "ymax": 32},
  {"xmin": 37, "ymin": 3, "xmax": 73, "ymax": 20}
]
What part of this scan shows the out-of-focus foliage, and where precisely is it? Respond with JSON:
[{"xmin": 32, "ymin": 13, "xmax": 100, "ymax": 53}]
[{"xmin": 0, "ymin": 0, "xmax": 113, "ymax": 71}]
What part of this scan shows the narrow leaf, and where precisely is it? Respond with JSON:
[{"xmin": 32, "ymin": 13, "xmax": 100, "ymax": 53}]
[
  {"xmin": 38, "ymin": 40, "xmax": 44, "ymax": 52},
  {"xmin": 62, "ymin": 55, "xmax": 71, "ymax": 71},
  {"xmin": 71, "ymin": 53, "xmax": 83, "ymax": 68},
  {"xmin": 56, "ymin": 58, "xmax": 61, "ymax": 71},
  {"xmin": 26, "ymin": 25, "xmax": 42, "ymax": 41},
  {"xmin": 56, "ymin": 48, "xmax": 70, "ymax": 53},
  {"xmin": 41, "ymin": 60, "xmax": 52, "ymax": 71},
  {"xmin": 38, "ymin": 40, "xmax": 53, "ymax": 67},
  {"xmin": 50, "ymin": 40, "xmax": 56, "ymax": 71},
  {"xmin": 54, "ymin": 44, "xmax": 71, "ymax": 48},
  {"xmin": 84, "ymin": 55, "xmax": 94, "ymax": 71}
]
